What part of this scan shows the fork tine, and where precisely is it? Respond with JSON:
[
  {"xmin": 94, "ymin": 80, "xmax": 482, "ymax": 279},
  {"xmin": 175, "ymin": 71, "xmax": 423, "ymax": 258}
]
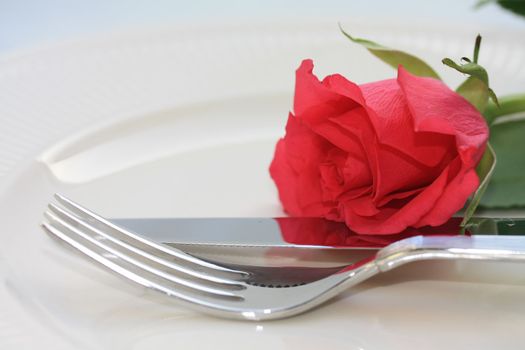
[
  {"xmin": 53, "ymin": 193, "xmax": 248, "ymax": 278},
  {"xmin": 47, "ymin": 204, "xmax": 244, "ymax": 287},
  {"xmin": 42, "ymin": 218, "xmax": 244, "ymax": 301},
  {"xmin": 44, "ymin": 210, "xmax": 245, "ymax": 297}
]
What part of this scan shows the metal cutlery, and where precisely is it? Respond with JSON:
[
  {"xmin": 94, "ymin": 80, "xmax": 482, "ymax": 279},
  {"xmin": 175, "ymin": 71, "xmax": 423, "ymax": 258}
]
[
  {"xmin": 112, "ymin": 215, "xmax": 525, "ymax": 269},
  {"xmin": 41, "ymin": 194, "xmax": 525, "ymax": 320}
]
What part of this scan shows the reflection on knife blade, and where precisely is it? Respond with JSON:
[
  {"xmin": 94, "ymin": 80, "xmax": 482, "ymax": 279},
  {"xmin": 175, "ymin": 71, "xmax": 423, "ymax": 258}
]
[
  {"xmin": 111, "ymin": 217, "xmax": 384, "ymax": 268},
  {"xmin": 112, "ymin": 216, "xmax": 524, "ymax": 249},
  {"xmin": 111, "ymin": 216, "xmax": 524, "ymax": 269},
  {"xmin": 113, "ymin": 218, "xmax": 525, "ymax": 274}
]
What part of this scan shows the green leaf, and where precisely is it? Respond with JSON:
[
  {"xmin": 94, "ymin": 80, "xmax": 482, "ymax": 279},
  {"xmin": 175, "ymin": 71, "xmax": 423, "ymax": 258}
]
[
  {"xmin": 498, "ymin": 0, "xmax": 525, "ymax": 17},
  {"xmin": 339, "ymin": 25, "xmax": 441, "ymax": 80},
  {"xmin": 484, "ymin": 93, "xmax": 525, "ymax": 125},
  {"xmin": 476, "ymin": 0, "xmax": 525, "ymax": 18},
  {"xmin": 461, "ymin": 143, "xmax": 496, "ymax": 227},
  {"xmin": 480, "ymin": 117, "xmax": 525, "ymax": 207}
]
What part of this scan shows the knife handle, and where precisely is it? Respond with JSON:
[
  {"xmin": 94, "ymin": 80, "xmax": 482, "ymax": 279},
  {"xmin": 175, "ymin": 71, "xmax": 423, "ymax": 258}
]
[{"xmin": 375, "ymin": 235, "xmax": 525, "ymax": 272}]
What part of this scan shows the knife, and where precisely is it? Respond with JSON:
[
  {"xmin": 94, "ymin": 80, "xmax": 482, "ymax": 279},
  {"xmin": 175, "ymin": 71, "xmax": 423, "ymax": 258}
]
[
  {"xmin": 113, "ymin": 216, "xmax": 524, "ymax": 248},
  {"xmin": 111, "ymin": 216, "xmax": 525, "ymax": 267}
]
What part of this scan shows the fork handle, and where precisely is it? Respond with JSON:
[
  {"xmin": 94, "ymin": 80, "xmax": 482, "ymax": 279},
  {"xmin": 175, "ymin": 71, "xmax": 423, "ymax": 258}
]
[{"xmin": 375, "ymin": 235, "xmax": 525, "ymax": 272}]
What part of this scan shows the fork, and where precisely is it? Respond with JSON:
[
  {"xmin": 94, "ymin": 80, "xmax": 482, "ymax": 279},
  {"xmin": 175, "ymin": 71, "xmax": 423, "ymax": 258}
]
[{"xmin": 41, "ymin": 194, "xmax": 525, "ymax": 321}]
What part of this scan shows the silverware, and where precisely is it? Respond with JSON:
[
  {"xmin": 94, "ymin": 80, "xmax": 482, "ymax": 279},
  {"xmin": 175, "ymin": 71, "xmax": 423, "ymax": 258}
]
[
  {"xmin": 113, "ymin": 216, "xmax": 525, "ymax": 250},
  {"xmin": 112, "ymin": 216, "xmax": 524, "ymax": 270},
  {"xmin": 41, "ymin": 194, "xmax": 525, "ymax": 321},
  {"xmin": 113, "ymin": 217, "xmax": 387, "ymax": 270}
]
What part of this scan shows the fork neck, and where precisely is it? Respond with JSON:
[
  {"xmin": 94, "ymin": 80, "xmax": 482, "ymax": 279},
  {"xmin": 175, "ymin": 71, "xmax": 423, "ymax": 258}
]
[{"xmin": 375, "ymin": 235, "xmax": 525, "ymax": 272}]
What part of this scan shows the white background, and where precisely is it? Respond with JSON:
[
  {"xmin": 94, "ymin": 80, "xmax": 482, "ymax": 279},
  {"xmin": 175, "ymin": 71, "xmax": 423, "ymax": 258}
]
[{"xmin": 1, "ymin": 0, "xmax": 524, "ymax": 54}]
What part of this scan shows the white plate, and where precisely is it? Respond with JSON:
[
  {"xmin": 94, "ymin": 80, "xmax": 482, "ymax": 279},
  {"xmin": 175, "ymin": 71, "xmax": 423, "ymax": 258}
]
[{"xmin": 1, "ymin": 21, "xmax": 525, "ymax": 349}]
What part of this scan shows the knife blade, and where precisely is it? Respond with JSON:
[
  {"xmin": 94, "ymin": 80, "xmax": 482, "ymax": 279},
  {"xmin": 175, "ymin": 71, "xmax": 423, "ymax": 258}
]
[
  {"xmin": 111, "ymin": 217, "xmax": 384, "ymax": 267},
  {"xmin": 112, "ymin": 216, "xmax": 524, "ymax": 249},
  {"xmin": 111, "ymin": 216, "xmax": 524, "ymax": 268},
  {"xmin": 112, "ymin": 218, "xmax": 525, "ymax": 286}
]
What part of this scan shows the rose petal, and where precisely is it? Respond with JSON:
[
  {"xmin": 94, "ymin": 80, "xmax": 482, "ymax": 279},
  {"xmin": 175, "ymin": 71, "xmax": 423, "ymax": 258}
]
[
  {"xmin": 270, "ymin": 112, "xmax": 339, "ymax": 218},
  {"xmin": 375, "ymin": 186, "xmax": 423, "ymax": 207},
  {"xmin": 397, "ymin": 66, "xmax": 489, "ymax": 165},
  {"xmin": 294, "ymin": 60, "xmax": 358, "ymax": 116},
  {"xmin": 342, "ymin": 157, "xmax": 457, "ymax": 234},
  {"xmin": 361, "ymin": 79, "xmax": 457, "ymax": 168},
  {"xmin": 415, "ymin": 165, "xmax": 479, "ymax": 227},
  {"xmin": 342, "ymin": 153, "xmax": 372, "ymax": 190},
  {"xmin": 269, "ymin": 139, "xmax": 301, "ymax": 215},
  {"xmin": 293, "ymin": 61, "xmax": 379, "ymax": 198},
  {"xmin": 373, "ymin": 144, "xmax": 447, "ymax": 204}
]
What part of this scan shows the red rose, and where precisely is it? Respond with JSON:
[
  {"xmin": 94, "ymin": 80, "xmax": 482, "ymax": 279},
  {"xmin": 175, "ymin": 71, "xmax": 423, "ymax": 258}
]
[{"xmin": 269, "ymin": 59, "xmax": 489, "ymax": 234}]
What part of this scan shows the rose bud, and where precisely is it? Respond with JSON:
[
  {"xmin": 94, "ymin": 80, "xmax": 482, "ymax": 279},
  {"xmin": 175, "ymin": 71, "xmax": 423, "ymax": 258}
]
[{"xmin": 270, "ymin": 59, "xmax": 489, "ymax": 234}]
